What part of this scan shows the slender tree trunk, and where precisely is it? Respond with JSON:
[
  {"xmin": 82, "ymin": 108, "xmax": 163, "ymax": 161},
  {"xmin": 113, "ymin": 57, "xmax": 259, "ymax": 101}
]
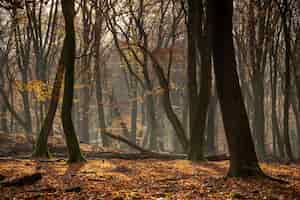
[
  {"xmin": 291, "ymin": 93, "xmax": 300, "ymax": 159},
  {"xmin": 33, "ymin": 63, "xmax": 64, "ymax": 158},
  {"xmin": 0, "ymin": 80, "xmax": 8, "ymax": 133},
  {"xmin": 208, "ymin": 0, "xmax": 263, "ymax": 177},
  {"xmin": 252, "ymin": 76, "xmax": 266, "ymax": 159},
  {"xmin": 282, "ymin": 0, "xmax": 294, "ymax": 161},
  {"xmin": 94, "ymin": 46, "xmax": 109, "ymax": 147},
  {"xmin": 147, "ymin": 94, "xmax": 159, "ymax": 151},
  {"xmin": 130, "ymin": 79, "xmax": 137, "ymax": 144},
  {"xmin": 270, "ymin": 54, "xmax": 284, "ymax": 158},
  {"xmin": 206, "ymin": 94, "xmax": 217, "ymax": 154},
  {"xmin": 61, "ymin": 0, "xmax": 85, "ymax": 163}
]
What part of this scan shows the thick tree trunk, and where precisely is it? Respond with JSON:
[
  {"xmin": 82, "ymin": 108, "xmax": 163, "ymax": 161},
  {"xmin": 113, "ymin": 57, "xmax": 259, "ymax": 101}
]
[
  {"xmin": 208, "ymin": 0, "xmax": 263, "ymax": 177},
  {"xmin": 187, "ymin": 0, "xmax": 212, "ymax": 160},
  {"xmin": 187, "ymin": 0, "xmax": 201, "ymax": 159},
  {"xmin": 61, "ymin": 0, "xmax": 85, "ymax": 163}
]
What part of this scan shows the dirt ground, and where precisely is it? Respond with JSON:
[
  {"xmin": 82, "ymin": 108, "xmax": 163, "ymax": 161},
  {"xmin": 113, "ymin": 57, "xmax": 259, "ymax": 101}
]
[{"xmin": 0, "ymin": 159, "xmax": 300, "ymax": 199}]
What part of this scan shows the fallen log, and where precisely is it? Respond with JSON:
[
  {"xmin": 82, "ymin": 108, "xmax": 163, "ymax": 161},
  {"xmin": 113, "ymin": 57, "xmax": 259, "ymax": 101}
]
[
  {"xmin": 86, "ymin": 152, "xmax": 187, "ymax": 160},
  {"xmin": 0, "ymin": 173, "xmax": 42, "ymax": 187},
  {"xmin": 205, "ymin": 154, "xmax": 229, "ymax": 161},
  {"xmin": 26, "ymin": 187, "xmax": 57, "ymax": 193}
]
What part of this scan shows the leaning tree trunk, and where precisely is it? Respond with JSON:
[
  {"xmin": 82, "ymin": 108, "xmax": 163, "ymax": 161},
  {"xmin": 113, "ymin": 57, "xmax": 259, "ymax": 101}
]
[
  {"xmin": 33, "ymin": 62, "xmax": 64, "ymax": 158},
  {"xmin": 208, "ymin": 0, "xmax": 263, "ymax": 177},
  {"xmin": 61, "ymin": 0, "xmax": 85, "ymax": 163}
]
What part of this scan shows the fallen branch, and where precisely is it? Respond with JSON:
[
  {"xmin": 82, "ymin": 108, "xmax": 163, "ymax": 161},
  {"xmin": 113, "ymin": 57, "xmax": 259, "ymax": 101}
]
[
  {"xmin": 102, "ymin": 131, "xmax": 151, "ymax": 153},
  {"xmin": 26, "ymin": 187, "xmax": 56, "ymax": 193},
  {"xmin": 205, "ymin": 154, "xmax": 229, "ymax": 161},
  {"xmin": 0, "ymin": 173, "xmax": 42, "ymax": 187},
  {"xmin": 87, "ymin": 152, "xmax": 187, "ymax": 160},
  {"xmin": 0, "ymin": 174, "xmax": 5, "ymax": 181},
  {"xmin": 65, "ymin": 186, "xmax": 81, "ymax": 192},
  {"xmin": 26, "ymin": 186, "xmax": 81, "ymax": 193}
]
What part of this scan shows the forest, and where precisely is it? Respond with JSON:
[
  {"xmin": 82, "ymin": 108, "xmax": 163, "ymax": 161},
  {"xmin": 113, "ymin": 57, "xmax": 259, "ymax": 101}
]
[{"xmin": 0, "ymin": 0, "xmax": 300, "ymax": 199}]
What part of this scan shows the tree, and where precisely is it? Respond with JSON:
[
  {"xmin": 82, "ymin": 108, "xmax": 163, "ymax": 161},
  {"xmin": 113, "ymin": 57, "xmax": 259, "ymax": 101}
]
[
  {"xmin": 32, "ymin": 58, "xmax": 64, "ymax": 158},
  {"xmin": 280, "ymin": 0, "xmax": 294, "ymax": 161},
  {"xmin": 187, "ymin": 0, "xmax": 212, "ymax": 160},
  {"xmin": 61, "ymin": 0, "xmax": 85, "ymax": 163},
  {"xmin": 208, "ymin": 0, "xmax": 264, "ymax": 176}
]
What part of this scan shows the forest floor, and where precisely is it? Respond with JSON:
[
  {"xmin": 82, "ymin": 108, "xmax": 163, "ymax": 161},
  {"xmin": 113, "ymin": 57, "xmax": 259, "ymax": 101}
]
[{"xmin": 0, "ymin": 158, "xmax": 300, "ymax": 200}]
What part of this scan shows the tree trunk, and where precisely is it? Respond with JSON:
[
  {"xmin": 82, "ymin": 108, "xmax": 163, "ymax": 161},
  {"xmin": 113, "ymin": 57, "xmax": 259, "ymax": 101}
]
[
  {"xmin": 208, "ymin": 0, "xmax": 263, "ymax": 177},
  {"xmin": 291, "ymin": 93, "xmax": 300, "ymax": 159},
  {"xmin": 94, "ymin": 24, "xmax": 109, "ymax": 146},
  {"xmin": 61, "ymin": 0, "xmax": 85, "ymax": 163},
  {"xmin": 270, "ymin": 53, "xmax": 284, "ymax": 158},
  {"xmin": 187, "ymin": 0, "xmax": 201, "ymax": 159},
  {"xmin": 0, "ymin": 77, "xmax": 8, "ymax": 133},
  {"xmin": 252, "ymin": 76, "xmax": 265, "ymax": 159},
  {"xmin": 130, "ymin": 79, "xmax": 138, "ymax": 145},
  {"xmin": 33, "ymin": 63, "xmax": 64, "ymax": 158},
  {"xmin": 187, "ymin": 0, "xmax": 212, "ymax": 160},
  {"xmin": 206, "ymin": 94, "xmax": 217, "ymax": 155},
  {"xmin": 282, "ymin": 0, "xmax": 294, "ymax": 161},
  {"xmin": 146, "ymin": 94, "xmax": 159, "ymax": 151}
]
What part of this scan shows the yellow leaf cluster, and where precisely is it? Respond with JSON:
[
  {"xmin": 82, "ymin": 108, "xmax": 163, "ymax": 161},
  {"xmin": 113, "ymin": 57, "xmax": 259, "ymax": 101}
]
[{"xmin": 15, "ymin": 80, "xmax": 52, "ymax": 102}]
